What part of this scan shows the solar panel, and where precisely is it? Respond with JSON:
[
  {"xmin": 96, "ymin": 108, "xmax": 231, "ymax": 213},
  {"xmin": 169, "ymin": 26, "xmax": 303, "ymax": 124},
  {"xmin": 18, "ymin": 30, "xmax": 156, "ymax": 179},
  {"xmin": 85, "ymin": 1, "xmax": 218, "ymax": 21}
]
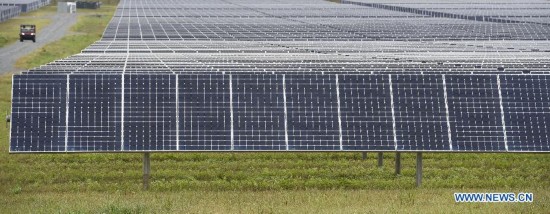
[
  {"xmin": 233, "ymin": 74, "xmax": 286, "ymax": 150},
  {"xmin": 9, "ymin": 0, "xmax": 550, "ymax": 153},
  {"xmin": 445, "ymin": 75, "xmax": 506, "ymax": 152},
  {"xmin": 179, "ymin": 74, "xmax": 231, "ymax": 150},
  {"xmin": 500, "ymin": 75, "xmax": 550, "ymax": 152},
  {"xmin": 10, "ymin": 73, "xmax": 550, "ymax": 152},
  {"xmin": 124, "ymin": 75, "xmax": 177, "ymax": 151},
  {"xmin": 393, "ymin": 75, "xmax": 450, "ymax": 151},
  {"xmin": 285, "ymin": 74, "xmax": 340, "ymax": 150},
  {"xmin": 68, "ymin": 75, "xmax": 122, "ymax": 151},
  {"xmin": 11, "ymin": 75, "xmax": 67, "ymax": 152},
  {"xmin": 339, "ymin": 75, "xmax": 394, "ymax": 150}
]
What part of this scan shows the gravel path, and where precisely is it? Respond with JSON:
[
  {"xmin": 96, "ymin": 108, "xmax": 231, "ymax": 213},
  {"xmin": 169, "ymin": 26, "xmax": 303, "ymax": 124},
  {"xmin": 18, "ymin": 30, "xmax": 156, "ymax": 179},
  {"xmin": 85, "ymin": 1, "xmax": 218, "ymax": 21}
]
[{"xmin": 0, "ymin": 13, "xmax": 78, "ymax": 74}]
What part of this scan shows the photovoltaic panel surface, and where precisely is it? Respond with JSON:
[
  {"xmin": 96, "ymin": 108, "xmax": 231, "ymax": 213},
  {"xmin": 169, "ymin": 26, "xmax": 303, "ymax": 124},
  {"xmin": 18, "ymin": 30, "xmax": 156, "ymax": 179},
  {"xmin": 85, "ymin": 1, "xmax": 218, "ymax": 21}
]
[
  {"xmin": 178, "ymin": 74, "xmax": 231, "ymax": 150},
  {"xmin": 68, "ymin": 75, "xmax": 122, "ymax": 151},
  {"xmin": 500, "ymin": 75, "xmax": 550, "ymax": 152},
  {"xmin": 9, "ymin": 0, "xmax": 550, "ymax": 153},
  {"xmin": 124, "ymin": 75, "xmax": 177, "ymax": 151},
  {"xmin": 445, "ymin": 75, "xmax": 506, "ymax": 152},
  {"xmin": 10, "ymin": 73, "xmax": 550, "ymax": 152},
  {"xmin": 392, "ymin": 75, "xmax": 450, "ymax": 151},
  {"xmin": 285, "ymin": 74, "xmax": 340, "ymax": 150},
  {"xmin": 339, "ymin": 75, "xmax": 395, "ymax": 151},
  {"xmin": 233, "ymin": 74, "xmax": 286, "ymax": 150},
  {"xmin": 11, "ymin": 75, "xmax": 67, "ymax": 152}
]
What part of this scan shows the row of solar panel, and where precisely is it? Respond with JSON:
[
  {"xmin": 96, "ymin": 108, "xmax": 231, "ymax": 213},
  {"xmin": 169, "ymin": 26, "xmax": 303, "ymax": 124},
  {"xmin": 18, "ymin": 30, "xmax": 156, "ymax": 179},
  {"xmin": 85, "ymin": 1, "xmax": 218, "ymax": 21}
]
[
  {"xmin": 99, "ymin": 0, "xmax": 550, "ymax": 42},
  {"xmin": 10, "ymin": 73, "xmax": 550, "ymax": 152},
  {"xmin": 102, "ymin": 20, "xmax": 550, "ymax": 41},
  {"xmin": 342, "ymin": 0, "xmax": 550, "ymax": 25}
]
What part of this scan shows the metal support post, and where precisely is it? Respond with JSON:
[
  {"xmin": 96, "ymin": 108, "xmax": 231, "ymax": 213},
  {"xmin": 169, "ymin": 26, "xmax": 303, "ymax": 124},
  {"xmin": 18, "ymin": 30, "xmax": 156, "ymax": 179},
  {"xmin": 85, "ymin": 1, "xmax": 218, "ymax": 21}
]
[
  {"xmin": 395, "ymin": 152, "xmax": 401, "ymax": 175},
  {"xmin": 416, "ymin": 152, "xmax": 423, "ymax": 187},
  {"xmin": 377, "ymin": 152, "xmax": 383, "ymax": 168},
  {"xmin": 143, "ymin": 152, "xmax": 151, "ymax": 190},
  {"xmin": 362, "ymin": 152, "xmax": 367, "ymax": 160}
]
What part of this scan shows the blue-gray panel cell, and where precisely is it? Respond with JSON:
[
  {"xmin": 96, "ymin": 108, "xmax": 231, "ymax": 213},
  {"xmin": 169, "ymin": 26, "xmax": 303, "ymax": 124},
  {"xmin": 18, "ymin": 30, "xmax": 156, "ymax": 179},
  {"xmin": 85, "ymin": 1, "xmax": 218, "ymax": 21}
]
[
  {"xmin": 285, "ymin": 74, "xmax": 340, "ymax": 150},
  {"xmin": 233, "ymin": 74, "xmax": 286, "ymax": 150},
  {"xmin": 68, "ymin": 75, "xmax": 122, "ymax": 151},
  {"xmin": 339, "ymin": 75, "xmax": 394, "ymax": 150},
  {"xmin": 124, "ymin": 75, "xmax": 177, "ymax": 151},
  {"xmin": 393, "ymin": 75, "xmax": 449, "ymax": 151},
  {"xmin": 179, "ymin": 74, "xmax": 231, "ymax": 150},
  {"xmin": 445, "ymin": 75, "xmax": 506, "ymax": 152},
  {"xmin": 500, "ymin": 75, "xmax": 550, "ymax": 152},
  {"xmin": 10, "ymin": 75, "xmax": 67, "ymax": 152}
]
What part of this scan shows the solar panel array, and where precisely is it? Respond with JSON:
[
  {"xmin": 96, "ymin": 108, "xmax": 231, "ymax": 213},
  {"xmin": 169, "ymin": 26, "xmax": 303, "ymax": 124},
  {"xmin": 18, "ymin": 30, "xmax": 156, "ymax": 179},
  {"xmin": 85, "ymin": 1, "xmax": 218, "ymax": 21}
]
[
  {"xmin": 0, "ymin": 6, "xmax": 20, "ymax": 23},
  {"xmin": 10, "ymin": 0, "xmax": 550, "ymax": 153},
  {"xmin": 0, "ymin": 0, "xmax": 51, "ymax": 13}
]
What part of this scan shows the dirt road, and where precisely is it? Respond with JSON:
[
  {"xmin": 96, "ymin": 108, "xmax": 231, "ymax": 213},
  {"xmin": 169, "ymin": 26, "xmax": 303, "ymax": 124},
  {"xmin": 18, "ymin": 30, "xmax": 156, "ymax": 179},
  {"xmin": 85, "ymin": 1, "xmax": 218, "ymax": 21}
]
[{"xmin": 0, "ymin": 13, "xmax": 78, "ymax": 74}]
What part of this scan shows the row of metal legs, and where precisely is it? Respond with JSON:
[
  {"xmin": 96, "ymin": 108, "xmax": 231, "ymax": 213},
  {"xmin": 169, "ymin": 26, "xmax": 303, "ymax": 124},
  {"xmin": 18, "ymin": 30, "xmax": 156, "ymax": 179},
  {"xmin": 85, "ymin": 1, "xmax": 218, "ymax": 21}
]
[
  {"xmin": 364, "ymin": 152, "xmax": 422, "ymax": 187},
  {"xmin": 361, "ymin": 152, "xmax": 386, "ymax": 168},
  {"xmin": 142, "ymin": 152, "xmax": 423, "ymax": 190}
]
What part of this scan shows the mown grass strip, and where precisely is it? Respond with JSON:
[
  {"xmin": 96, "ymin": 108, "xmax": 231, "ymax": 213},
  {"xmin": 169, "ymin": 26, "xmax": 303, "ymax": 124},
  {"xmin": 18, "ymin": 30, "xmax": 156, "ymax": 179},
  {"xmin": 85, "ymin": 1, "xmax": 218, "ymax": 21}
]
[{"xmin": 1, "ymin": 189, "xmax": 548, "ymax": 213}]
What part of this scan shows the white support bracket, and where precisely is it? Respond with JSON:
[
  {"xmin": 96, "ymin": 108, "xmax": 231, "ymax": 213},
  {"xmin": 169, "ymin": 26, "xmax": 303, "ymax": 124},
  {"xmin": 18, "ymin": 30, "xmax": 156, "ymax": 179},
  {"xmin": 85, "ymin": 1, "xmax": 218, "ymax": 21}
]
[{"xmin": 497, "ymin": 75, "xmax": 509, "ymax": 151}]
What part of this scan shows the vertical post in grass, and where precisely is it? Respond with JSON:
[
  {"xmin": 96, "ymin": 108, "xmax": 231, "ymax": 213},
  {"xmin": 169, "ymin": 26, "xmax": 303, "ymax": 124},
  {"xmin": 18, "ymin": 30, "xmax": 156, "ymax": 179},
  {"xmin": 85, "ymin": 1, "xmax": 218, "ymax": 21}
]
[
  {"xmin": 395, "ymin": 152, "xmax": 401, "ymax": 175},
  {"xmin": 362, "ymin": 152, "xmax": 367, "ymax": 160},
  {"xmin": 143, "ymin": 152, "xmax": 151, "ymax": 190},
  {"xmin": 377, "ymin": 152, "xmax": 383, "ymax": 168},
  {"xmin": 416, "ymin": 152, "xmax": 422, "ymax": 187}
]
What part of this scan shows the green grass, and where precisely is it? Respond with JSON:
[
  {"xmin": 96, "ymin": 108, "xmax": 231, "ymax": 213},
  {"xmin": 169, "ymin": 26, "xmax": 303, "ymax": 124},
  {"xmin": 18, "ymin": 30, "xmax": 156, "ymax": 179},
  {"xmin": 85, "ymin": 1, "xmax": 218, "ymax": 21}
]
[
  {"xmin": 1, "ymin": 151, "xmax": 548, "ymax": 193},
  {"xmin": 15, "ymin": 6, "xmax": 117, "ymax": 69},
  {"xmin": 0, "ymin": 6, "xmax": 56, "ymax": 48},
  {"xmin": 2, "ymin": 190, "xmax": 548, "ymax": 213}
]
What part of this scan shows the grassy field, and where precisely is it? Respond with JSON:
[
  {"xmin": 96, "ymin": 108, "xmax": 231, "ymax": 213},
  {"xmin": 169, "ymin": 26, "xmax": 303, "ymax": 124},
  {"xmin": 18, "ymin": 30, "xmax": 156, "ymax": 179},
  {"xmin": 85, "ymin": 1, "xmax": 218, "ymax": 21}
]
[
  {"xmin": 2, "ymin": 190, "xmax": 548, "ymax": 213},
  {"xmin": 0, "ymin": 6, "xmax": 56, "ymax": 48},
  {"xmin": 1, "ymin": 0, "xmax": 550, "ymax": 213},
  {"xmin": 15, "ymin": 6, "xmax": 117, "ymax": 69}
]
